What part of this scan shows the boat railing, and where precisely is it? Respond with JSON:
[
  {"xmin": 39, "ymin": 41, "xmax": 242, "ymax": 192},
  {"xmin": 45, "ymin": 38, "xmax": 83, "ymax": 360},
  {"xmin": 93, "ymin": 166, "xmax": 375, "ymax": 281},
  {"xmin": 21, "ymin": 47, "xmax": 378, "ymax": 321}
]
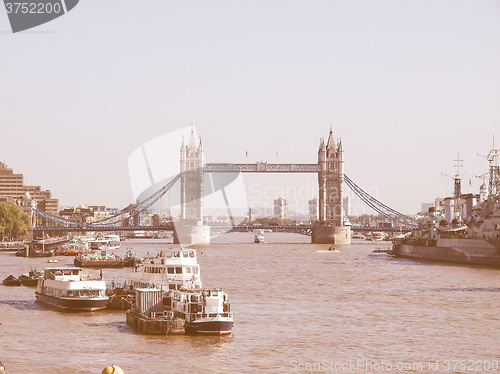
[
  {"xmin": 192, "ymin": 312, "xmax": 232, "ymax": 319},
  {"xmin": 143, "ymin": 310, "xmax": 174, "ymax": 319}
]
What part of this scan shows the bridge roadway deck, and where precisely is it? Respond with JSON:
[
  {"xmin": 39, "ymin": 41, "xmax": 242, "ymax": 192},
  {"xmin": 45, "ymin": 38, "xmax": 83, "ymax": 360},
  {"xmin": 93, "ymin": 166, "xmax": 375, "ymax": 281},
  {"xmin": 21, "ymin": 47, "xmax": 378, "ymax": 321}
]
[
  {"xmin": 204, "ymin": 163, "xmax": 321, "ymax": 173},
  {"xmin": 33, "ymin": 224, "xmax": 411, "ymax": 234},
  {"xmin": 232, "ymin": 225, "xmax": 411, "ymax": 233},
  {"xmin": 32, "ymin": 225, "xmax": 174, "ymax": 233}
]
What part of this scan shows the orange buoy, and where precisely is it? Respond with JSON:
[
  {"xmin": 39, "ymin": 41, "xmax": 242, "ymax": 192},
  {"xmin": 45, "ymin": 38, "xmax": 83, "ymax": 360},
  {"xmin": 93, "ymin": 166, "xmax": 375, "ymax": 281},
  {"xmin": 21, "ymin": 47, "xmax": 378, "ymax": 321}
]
[{"xmin": 102, "ymin": 365, "xmax": 124, "ymax": 374}]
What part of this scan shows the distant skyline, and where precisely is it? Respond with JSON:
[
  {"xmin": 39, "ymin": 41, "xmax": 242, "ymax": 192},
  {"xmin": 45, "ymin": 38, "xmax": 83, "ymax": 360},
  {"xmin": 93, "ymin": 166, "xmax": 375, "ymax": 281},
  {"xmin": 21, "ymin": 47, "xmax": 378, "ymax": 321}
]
[{"xmin": 1, "ymin": 0, "xmax": 499, "ymax": 215}]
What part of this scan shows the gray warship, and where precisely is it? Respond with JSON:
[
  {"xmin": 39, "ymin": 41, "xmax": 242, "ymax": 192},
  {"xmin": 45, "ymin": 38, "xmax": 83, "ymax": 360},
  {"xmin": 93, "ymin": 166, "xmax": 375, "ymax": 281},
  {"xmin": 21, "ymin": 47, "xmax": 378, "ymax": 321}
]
[{"xmin": 392, "ymin": 144, "xmax": 500, "ymax": 267}]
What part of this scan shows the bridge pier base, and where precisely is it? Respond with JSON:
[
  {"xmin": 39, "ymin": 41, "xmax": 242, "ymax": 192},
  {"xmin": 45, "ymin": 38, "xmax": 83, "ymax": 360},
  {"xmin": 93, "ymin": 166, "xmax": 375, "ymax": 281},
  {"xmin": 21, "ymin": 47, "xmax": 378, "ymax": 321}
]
[
  {"xmin": 173, "ymin": 225, "xmax": 211, "ymax": 245},
  {"xmin": 312, "ymin": 225, "xmax": 351, "ymax": 245}
]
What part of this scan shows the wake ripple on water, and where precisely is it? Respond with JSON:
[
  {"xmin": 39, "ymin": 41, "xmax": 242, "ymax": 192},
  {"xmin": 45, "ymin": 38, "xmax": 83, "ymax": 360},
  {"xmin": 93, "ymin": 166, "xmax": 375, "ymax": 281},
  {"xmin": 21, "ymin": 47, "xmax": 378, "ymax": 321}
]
[
  {"xmin": 425, "ymin": 287, "xmax": 500, "ymax": 293},
  {"xmin": 0, "ymin": 299, "xmax": 38, "ymax": 311}
]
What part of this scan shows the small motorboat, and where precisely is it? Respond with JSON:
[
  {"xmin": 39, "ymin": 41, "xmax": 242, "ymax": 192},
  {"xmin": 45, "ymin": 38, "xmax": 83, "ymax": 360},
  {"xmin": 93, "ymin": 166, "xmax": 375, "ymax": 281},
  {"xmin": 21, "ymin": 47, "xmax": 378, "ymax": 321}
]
[
  {"xmin": 122, "ymin": 249, "xmax": 142, "ymax": 267},
  {"xmin": 3, "ymin": 275, "xmax": 21, "ymax": 286},
  {"xmin": 18, "ymin": 269, "xmax": 42, "ymax": 287},
  {"xmin": 254, "ymin": 233, "xmax": 265, "ymax": 243}
]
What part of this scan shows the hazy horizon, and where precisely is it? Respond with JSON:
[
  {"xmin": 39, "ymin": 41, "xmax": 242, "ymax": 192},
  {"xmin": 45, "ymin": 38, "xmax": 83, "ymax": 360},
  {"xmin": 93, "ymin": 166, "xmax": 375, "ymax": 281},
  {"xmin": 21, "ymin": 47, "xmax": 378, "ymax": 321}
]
[{"xmin": 1, "ymin": 0, "xmax": 499, "ymax": 216}]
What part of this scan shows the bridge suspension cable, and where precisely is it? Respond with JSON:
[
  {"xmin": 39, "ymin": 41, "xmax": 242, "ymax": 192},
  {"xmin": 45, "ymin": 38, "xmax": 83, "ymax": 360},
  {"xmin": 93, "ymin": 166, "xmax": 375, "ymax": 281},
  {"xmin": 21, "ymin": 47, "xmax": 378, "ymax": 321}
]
[
  {"xmin": 343, "ymin": 174, "xmax": 417, "ymax": 227},
  {"xmin": 34, "ymin": 173, "xmax": 181, "ymax": 228},
  {"xmin": 33, "ymin": 170, "xmax": 416, "ymax": 229}
]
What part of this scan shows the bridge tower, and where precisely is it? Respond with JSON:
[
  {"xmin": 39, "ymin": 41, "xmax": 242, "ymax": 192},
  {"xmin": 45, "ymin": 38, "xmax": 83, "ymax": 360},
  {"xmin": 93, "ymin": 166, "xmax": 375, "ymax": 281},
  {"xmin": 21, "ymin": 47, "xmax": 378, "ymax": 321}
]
[
  {"xmin": 312, "ymin": 126, "xmax": 351, "ymax": 244},
  {"xmin": 180, "ymin": 129, "xmax": 204, "ymax": 223},
  {"xmin": 174, "ymin": 128, "xmax": 210, "ymax": 245}
]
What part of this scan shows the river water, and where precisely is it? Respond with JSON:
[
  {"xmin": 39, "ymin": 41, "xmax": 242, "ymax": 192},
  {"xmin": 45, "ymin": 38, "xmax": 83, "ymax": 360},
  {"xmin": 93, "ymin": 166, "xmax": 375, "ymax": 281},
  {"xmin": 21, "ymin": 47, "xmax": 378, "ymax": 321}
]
[{"xmin": 1, "ymin": 232, "xmax": 499, "ymax": 373}]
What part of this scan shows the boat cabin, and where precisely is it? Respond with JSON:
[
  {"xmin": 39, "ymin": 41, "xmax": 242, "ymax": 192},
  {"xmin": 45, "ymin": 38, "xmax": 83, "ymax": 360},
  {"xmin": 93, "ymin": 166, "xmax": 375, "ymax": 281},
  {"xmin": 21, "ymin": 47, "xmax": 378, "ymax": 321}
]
[{"xmin": 130, "ymin": 248, "xmax": 202, "ymax": 291}]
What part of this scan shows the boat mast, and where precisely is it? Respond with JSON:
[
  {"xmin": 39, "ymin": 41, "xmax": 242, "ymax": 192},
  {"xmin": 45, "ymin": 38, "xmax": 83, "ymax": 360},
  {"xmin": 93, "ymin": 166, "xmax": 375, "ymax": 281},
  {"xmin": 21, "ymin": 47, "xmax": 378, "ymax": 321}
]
[
  {"xmin": 453, "ymin": 153, "xmax": 463, "ymax": 201},
  {"xmin": 487, "ymin": 135, "xmax": 500, "ymax": 200}
]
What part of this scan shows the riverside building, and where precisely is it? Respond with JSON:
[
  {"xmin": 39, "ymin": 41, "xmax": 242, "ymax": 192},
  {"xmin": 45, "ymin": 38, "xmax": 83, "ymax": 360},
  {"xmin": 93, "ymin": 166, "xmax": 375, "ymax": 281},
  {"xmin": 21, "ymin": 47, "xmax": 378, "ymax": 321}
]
[{"xmin": 0, "ymin": 161, "xmax": 59, "ymax": 215}]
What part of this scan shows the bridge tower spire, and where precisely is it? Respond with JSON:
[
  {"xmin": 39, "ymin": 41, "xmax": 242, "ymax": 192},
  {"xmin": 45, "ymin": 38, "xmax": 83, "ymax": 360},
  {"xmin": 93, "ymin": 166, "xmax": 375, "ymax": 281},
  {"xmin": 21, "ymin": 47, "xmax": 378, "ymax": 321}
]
[
  {"xmin": 175, "ymin": 126, "xmax": 210, "ymax": 245},
  {"xmin": 313, "ymin": 126, "xmax": 350, "ymax": 244},
  {"xmin": 180, "ymin": 128, "xmax": 204, "ymax": 223},
  {"xmin": 318, "ymin": 127, "xmax": 344, "ymax": 225}
]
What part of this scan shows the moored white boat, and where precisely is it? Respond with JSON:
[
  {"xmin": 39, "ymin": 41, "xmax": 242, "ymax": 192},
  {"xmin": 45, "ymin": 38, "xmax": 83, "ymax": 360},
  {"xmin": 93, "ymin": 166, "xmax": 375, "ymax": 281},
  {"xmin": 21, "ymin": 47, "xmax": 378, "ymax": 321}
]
[
  {"xmin": 170, "ymin": 288, "xmax": 233, "ymax": 335},
  {"xmin": 35, "ymin": 267, "xmax": 108, "ymax": 311}
]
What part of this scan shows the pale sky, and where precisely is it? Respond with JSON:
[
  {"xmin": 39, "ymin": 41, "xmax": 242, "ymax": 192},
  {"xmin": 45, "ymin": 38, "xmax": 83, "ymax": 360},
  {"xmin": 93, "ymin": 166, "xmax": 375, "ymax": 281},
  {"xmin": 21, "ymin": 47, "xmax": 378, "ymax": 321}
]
[{"xmin": 1, "ymin": 0, "xmax": 499, "ymax": 216}]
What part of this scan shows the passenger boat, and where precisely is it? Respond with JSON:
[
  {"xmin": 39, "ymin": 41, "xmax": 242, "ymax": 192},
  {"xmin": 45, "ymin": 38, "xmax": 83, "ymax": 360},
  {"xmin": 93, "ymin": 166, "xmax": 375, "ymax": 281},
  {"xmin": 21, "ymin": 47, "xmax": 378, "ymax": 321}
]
[
  {"xmin": 371, "ymin": 232, "xmax": 384, "ymax": 241},
  {"xmin": 170, "ymin": 288, "xmax": 233, "ymax": 335},
  {"xmin": 126, "ymin": 288, "xmax": 185, "ymax": 335},
  {"xmin": 0, "ymin": 241, "xmax": 26, "ymax": 252},
  {"xmin": 35, "ymin": 267, "xmax": 108, "ymax": 311},
  {"xmin": 90, "ymin": 234, "xmax": 121, "ymax": 251},
  {"xmin": 392, "ymin": 145, "xmax": 500, "ymax": 267},
  {"xmin": 74, "ymin": 250, "xmax": 123, "ymax": 268},
  {"xmin": 128, "ymin": 247, "xmax": 202, "ymax": 292}
]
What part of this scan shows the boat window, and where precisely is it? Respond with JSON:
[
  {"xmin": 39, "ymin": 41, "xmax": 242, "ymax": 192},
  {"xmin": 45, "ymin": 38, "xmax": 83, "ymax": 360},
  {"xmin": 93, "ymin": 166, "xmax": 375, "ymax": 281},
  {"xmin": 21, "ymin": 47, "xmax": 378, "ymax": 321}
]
[
  {"xmin": 175, "ymin": 267, "xmax": 182, "ymax": 274},
  {"xmin": 189, "ymin": 252, "xmax": 194, "ymax": 258},
  {"xmin": 167, "ymin": 267, "xmax": 174, "ymax": 274},
  {"xmin": 174, "ymin": 251, "xmax": 180, "ymax": 257},
  {"xmin": 186, "ymin": 267, "xmax": 192, "ymax": 274},
  {"xmin": 194, "ymin": 268, "xmax": 198, "ymax": 274},
  {"xmin": 169, "ymin": 284, "xmax": 176, "ymax": 290}
]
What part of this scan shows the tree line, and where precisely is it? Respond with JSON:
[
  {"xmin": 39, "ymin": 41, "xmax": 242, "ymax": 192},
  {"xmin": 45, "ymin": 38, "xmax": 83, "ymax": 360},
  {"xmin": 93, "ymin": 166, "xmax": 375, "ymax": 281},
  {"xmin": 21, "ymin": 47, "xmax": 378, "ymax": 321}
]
[{"xmin": 0, "ymin": 203, "xmax": 31, "ymax": 240}]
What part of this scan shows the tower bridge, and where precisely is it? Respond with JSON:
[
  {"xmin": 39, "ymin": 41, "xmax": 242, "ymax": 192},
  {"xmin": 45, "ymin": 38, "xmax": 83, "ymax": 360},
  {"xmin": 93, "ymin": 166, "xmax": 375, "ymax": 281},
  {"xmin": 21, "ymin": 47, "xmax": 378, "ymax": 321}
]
[
  {"xmin": 176, "ymin": 126, "xmax": 349, "ymax": 244},
  {"xmin": 31, "ymin": 127, "xmax": 416, "ymax": 244}
]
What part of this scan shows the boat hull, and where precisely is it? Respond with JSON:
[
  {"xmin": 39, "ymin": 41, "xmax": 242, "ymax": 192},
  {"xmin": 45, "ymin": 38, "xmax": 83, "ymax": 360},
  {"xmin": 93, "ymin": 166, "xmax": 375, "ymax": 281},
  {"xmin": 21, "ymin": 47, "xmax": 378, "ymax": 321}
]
[
  {"xmin": 74, "ymin": 257, "xmax": 123, "ymax": 268},
  {"xmin": 393, "ymin": 241, "xmax": 500, "ymax": 267},
  {"xmin": 19, "ymin": 276, "xmax": 38, "ymax": 287},
  {"xmin": 186, "ymin": 319, "xmax": 234, "ymax": 335},
  {"xmin": 3, "ymin": 275, "xmax": 21, "ymax": 286},
  {"xmin": 35, "ymin": 292, "xmax": 108, "ymax": 311},
  {"xmin": 126, "ymin": 311, "xmax": 185, "ymax": 335}
]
